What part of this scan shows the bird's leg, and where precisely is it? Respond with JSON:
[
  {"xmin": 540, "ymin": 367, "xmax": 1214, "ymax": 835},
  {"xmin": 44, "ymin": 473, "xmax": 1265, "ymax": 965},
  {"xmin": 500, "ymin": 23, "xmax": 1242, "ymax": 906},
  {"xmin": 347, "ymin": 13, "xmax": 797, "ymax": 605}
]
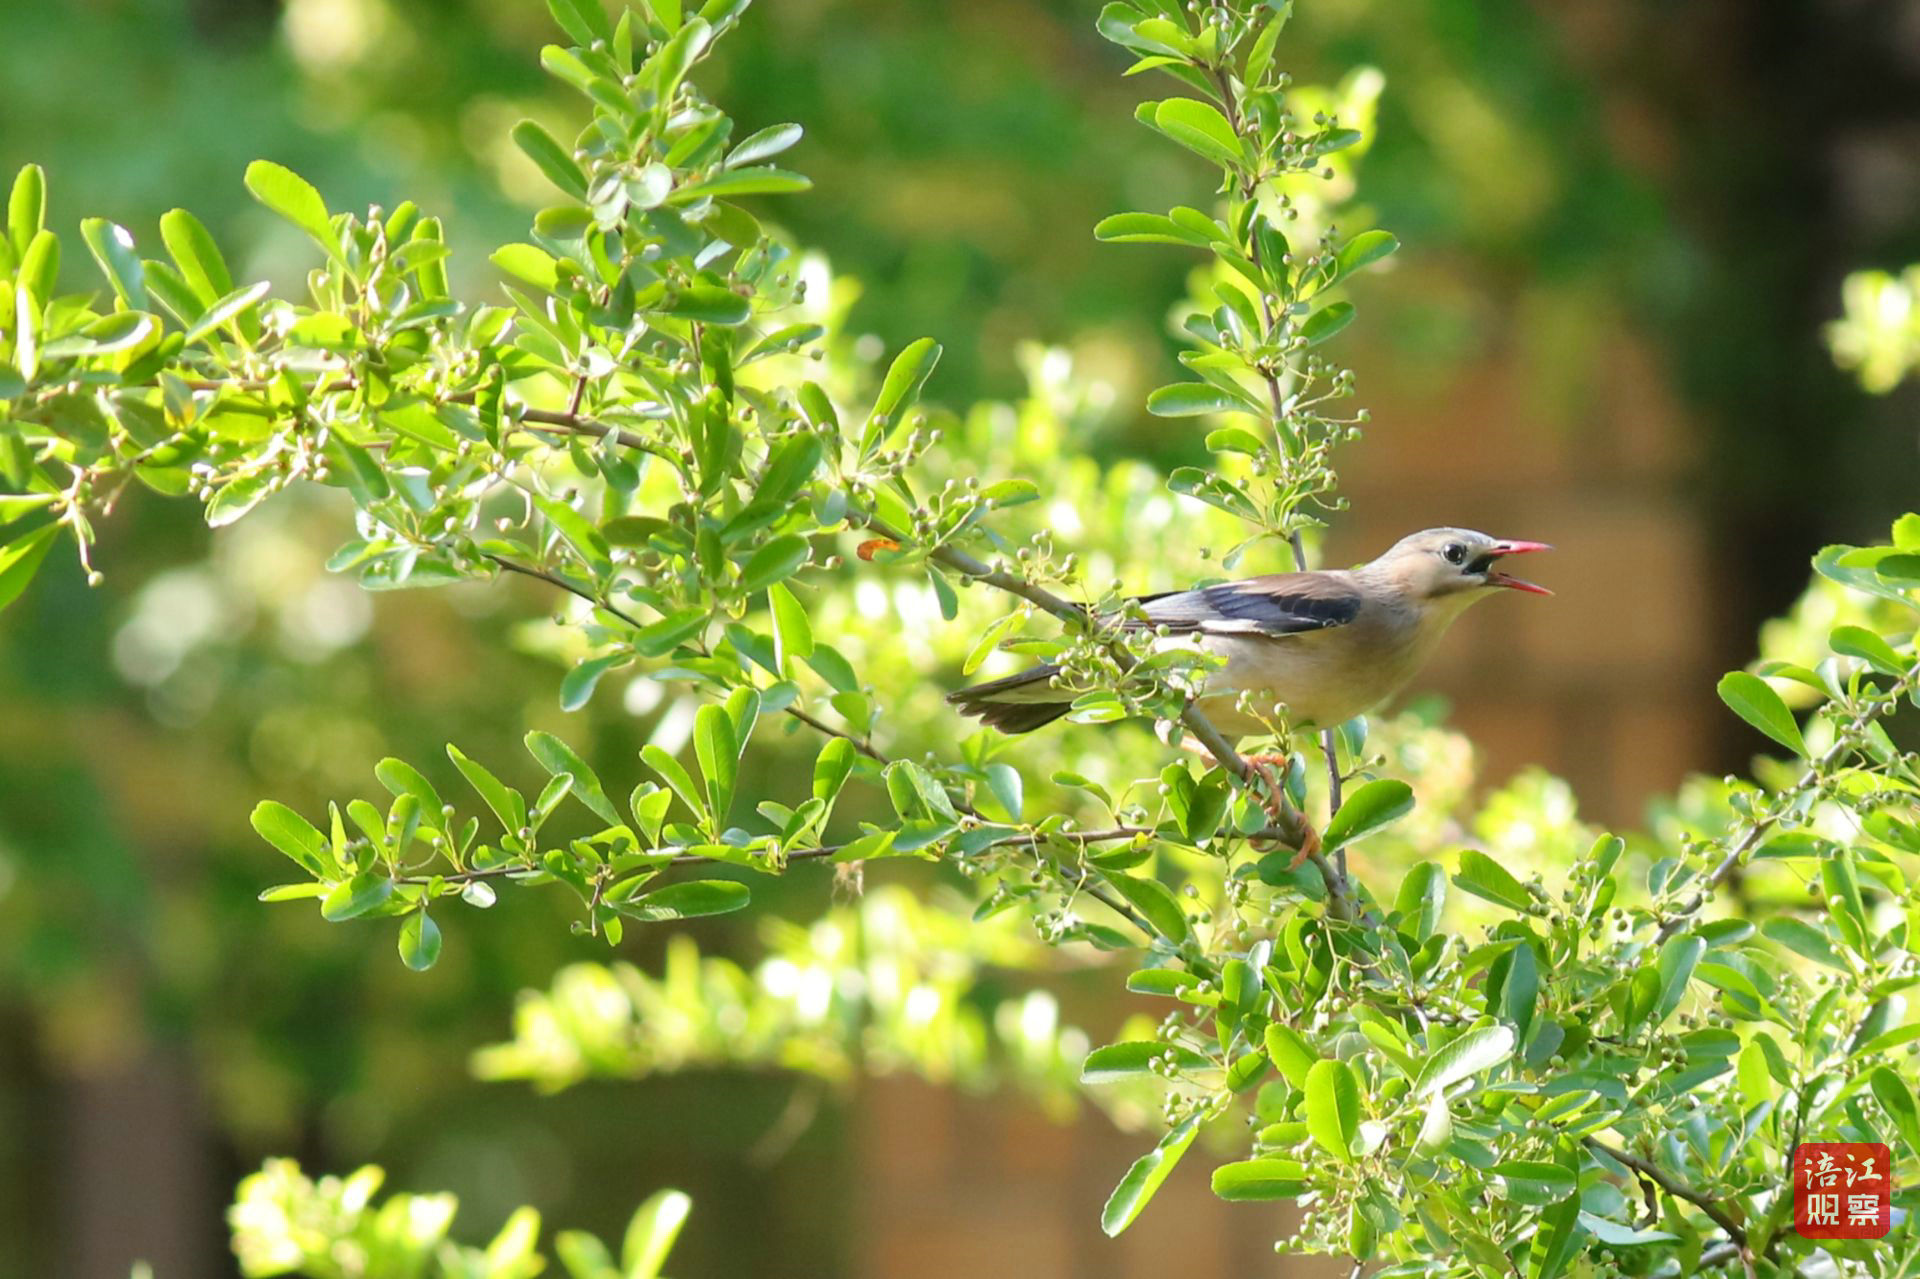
[
  {"xmin": 1244, "ymin": 752, "xmax": 1321, "ymax": 870},
  {"xmin": 1172, "ymin": 734, "xmax": 1320, "ymax": 868}
]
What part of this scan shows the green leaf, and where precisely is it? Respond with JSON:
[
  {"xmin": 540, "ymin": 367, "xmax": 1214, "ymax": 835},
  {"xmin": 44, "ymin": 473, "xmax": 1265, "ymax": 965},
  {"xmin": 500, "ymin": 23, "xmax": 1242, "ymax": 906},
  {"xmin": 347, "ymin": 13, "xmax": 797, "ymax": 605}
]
[
  {"xmin": 7, "ymin": 164, "xmax": 44, "ymax": 263},
  {"xmin": 1126, "ymin": 969, "xmax": 1199, "ymax": 997},
  {"xmin": 1206, "ymin": 426, "xmax": 1268, "ymax": 455},
  {"xmin": 1394, "ymin": 861, "xmax": 1446, "ymax": 941},
  {"xmin": 525, "ymin": 730, "xmax": 620, "ymax": 826},
  {"xmin": 693, "ymin": 703, "xmax": 740, "ymax": 824},
  {"xmin": 181, "ymin": 280, "xmax": 271, "ymax": 345},
  {"xmin": 1454, "ymin": 848, "xmax": 1531, "ymax": 912},
  {"xmin": 650, "ymin": 16, "xmax": 711, "ymax": 99},
  {"xmin": 739, "ymin": 534, "xmax": 810, "ymax": 593},
  {"xmin": 963, "ymin": 612, "xmax": 1018, "ymax": 676},
  {"xmin": 660, "ymin": 283, "xmax": 750, "ymax": 324},
  {"xmin": 560, "ymin": 654, "xmax": 623, "ymax": 711},
  {"xmin": 671, "ymin": 167, "xmax": 812, "ymax": 202},
  {"xmin": 530, "ymin": 492, "xmax": 613, "ymax": 575},
  {"xmin": 1655, "ymin": 933, "xmax": 1705, "ymax": 1020},
  {"xmin": 727, "ymin": 123, "xmax": 804, "ymax": 168},
  {"xmin": 250, "ymin": 800, "xmax": 330, "ymax": 877},
  {"xmin": 1333, "ymin": 229, "xmax": 1399, "ymax": 281},
  {"xmin": 158, "ymin": 208, "xmax": 234, "ymax": 308},
  {"xmin": 244, "ymin": 160, "xmax": 341, "ymax": 261},
  {"xmin": 548, "ymin": 0, "xmax": 614, "ymax": 45},
  {"xmin": 15, "ymin": 229, "xmax": 56, "ymax": 315},
  {"xmin": 1529, "ymin": 1193, "xmax": 1581, "ymax": 1279},
  {"xmin": 1870, "ymin": 1066, "xmax": 1920, "ymax": 1151},
  {"xmin": 398, "ymin": 912, "xmax": 443, "ymax": 970},
  {"xmin": 1263, "ymin": 1023, "xmax": 1320, "ymax": 1089},
  {"xmin": 643, "ymin": 744, "xmax": 708, "ymax": 821},
  {"xmin": 768, "ymin": 581, "xmax": 814, "ymax": 668},
  {"xmin": 258, "ymin": 883, "xmax": 327, "ymax": 903},
  {"xmin": 1322, "ymin": 778, "xmax": 1413, "ymax": 850},
  {"xmin": 1823, "ymin": 850, "xmax": 1869, "ymax": 951},
  {"xmin": 1762, "ymin": 916, "xmax": 1844, "ymax": 969},
  {"xmin": 1831, "ymin": 624, "xmax": 1906, "ymax": 676},
  {"xmin": 1879, "ymin": 553, "xmax": 1920, "ymax": 583},
  {"xmin": 985, "ymin": 763, "xmax": 1023, "ymax": 820},
  {"xmin": 0, "ymin": 493, "xmax": 53, "ymax": 525},
  {"xmin": 204, "ymin": 476, "xmax": 269, "ymax": 531},
  {"xmin": 615, "ymin": 878, "xmax": 750, "ymax": 921},
  {"xmin": 1504, "ymin": 942, "xmax": 1539, "ymax": 1040},
  {"xmin": 1417, "ymin": 1095, "xmax": 1452, "ymax": 1153},
  {"xmin": 1814, "ymin": 543, "xmax": 1920, "ymax": 606},
  {"xmin": 512, "ymin": 120, "xmax": 589, "ymax": 199},
  {"xmin": 447, "ymin": 744, "xmax": 527, "ymax": 835},
  {"xmin": 491, "ymin": 243, "xmax": 560, "ymax": 291},
  {"xmin": 1576, "ymin": 1213, "xmax": 1676, "ymax": 1247},
  {"xmin": 1210, "ymin": 1158, "xmax": 1306, "ymax": 1202},
  {"xmin": 1303, "ymin": 1058, "xmax": 1360, "ymax": 1162},
  {"xmin": 1146, "ymin": 381, "xmax": 1256, "ymax": 417},
  {"xmin": 811, "ymin": 736, "xmax": 855, "ymax": 804},
  {"xmin": 1081, "ymin": 1040, "xmax": 1208, "ymax": 1084},
  {"xmin": 1493, "ymin": 1160, "xmax": 1576, "ymax": 1204},
  {"xmin": 79, "ymin": 219, "xmax": 147, "ymax": 309},
  {"xmin": 1153, "ymin": 98, "xmax": 1244, "ymax": 169},
  {"xmin": 1093, "ymin": 212, "xmax": 1213, "ymax": 247},
  {"xmin": 0, "ymin": 523, "xmax": 59, "ymax": 614},
  {"xmin": 1300, "ymin": 301, "xmax": 1355, "ymax": 345},
  {"xmin": 1100, "ymin": 1114, "xmax": 1202, "ymax": 1237},
  {"xmin": 321, "ymin": 871, "xmax": 395, "ymax": 921},
  {"xmin": 867, "ymin": 337, "xmax": 942, "ymax": 431},
  {"xmin": 375, "ymin": 758, "xmax": 447, "ymax": 833},
  {"xmin": 1716, "ymin": 670, "xmax": 1807, "ymax": 756},
  {"xmin": 1100, "ymin": 871, "xmax": 1190, "ymax": 943},
  {"xmin": 621, "ymin": 1188, "xmax": 693, "ymax": 1279},
  {"xmin": 1411, "ymin": 1024, "xmax": 1515, "ymax": 1098}
]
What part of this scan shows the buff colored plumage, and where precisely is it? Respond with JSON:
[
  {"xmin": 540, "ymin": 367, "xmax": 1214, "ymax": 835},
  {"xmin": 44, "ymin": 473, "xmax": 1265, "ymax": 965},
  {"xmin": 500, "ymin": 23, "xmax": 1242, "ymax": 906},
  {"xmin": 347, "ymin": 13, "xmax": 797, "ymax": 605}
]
[{"xmin": 948, "ymin": 528, "xmax": 1551, "ymax": 738}]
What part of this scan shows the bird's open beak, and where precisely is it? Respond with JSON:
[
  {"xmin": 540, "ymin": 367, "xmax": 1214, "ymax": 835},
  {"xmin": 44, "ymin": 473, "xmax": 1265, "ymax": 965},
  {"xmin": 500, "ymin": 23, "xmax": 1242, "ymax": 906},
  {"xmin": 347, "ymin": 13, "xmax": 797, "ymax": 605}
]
[{"xmin": 1485, "ymin": 540, "xmax": 1552, "ymax": 595}]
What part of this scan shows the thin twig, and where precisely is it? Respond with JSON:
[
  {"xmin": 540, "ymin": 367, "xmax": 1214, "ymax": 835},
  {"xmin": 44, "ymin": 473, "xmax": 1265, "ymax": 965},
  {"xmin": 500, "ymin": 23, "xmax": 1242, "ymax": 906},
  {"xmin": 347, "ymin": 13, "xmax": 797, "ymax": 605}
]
[
  {"xmin": 400, "ymin": 823, "xmax": 1169, "ymax": 939},
  {"xmin": 1584, "ymin": 1138, "xmax": 1750, "ymax": 1257},
  {"xmin": 1655, "ymin": 657, "xmax": 1920, "ymax": 941},
  {"xmin": 482, "ymin": 553, "xmax": 1163, "ymax": 938},
  {"xmin": 783, "ymin": 704, "xmax": 886, "ymax": 764}
]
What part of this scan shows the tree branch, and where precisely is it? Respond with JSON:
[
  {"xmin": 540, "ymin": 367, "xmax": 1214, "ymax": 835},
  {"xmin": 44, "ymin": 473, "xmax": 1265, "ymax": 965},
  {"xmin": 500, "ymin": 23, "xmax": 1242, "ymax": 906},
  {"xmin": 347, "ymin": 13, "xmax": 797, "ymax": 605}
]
[
  {"xmin": 482, "ymin": 552, "xmax": 1163, "ymax": 937},
  {"xmin": 1584, "ymin": 1138, "xmax": 1750, "ymax": 1257},
  {"xmin": 1655, "ymin": 656, "xmax": 1920, "ymax": 941},
  {"xmin": 401, "ymin": 824, "xmax": 1170, "ymax": 940},
  {"xmin": 1204, "ymin": 61, "xmax": 1358, "ymax": 918}
]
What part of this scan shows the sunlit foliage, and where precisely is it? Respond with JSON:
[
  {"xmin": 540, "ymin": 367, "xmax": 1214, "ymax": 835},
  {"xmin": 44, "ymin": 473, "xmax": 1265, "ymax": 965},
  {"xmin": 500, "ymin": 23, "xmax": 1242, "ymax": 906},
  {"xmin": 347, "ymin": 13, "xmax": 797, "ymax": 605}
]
[{"xmin": 5, "ymin": 1, "xmax": 1920, "ymax": 1273}]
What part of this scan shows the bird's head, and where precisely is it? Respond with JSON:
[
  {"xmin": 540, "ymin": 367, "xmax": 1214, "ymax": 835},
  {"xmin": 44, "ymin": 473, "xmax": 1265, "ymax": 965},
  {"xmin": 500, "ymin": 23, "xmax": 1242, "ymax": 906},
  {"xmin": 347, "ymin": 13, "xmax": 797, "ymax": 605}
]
[{"xmin": 1368, "ymin": 527, "xmax": 1553, "ymax": 603}]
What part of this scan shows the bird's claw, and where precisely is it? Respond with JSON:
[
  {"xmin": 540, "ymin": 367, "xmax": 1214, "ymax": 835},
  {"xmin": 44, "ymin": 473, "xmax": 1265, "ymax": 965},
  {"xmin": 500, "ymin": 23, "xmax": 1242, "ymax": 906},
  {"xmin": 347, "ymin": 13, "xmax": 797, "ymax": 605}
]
[
  {"xmin": 1288, "ymin": 819, "xmax": 1322, "ymax": 871},
  {"xmin": 1243, "ymin": 752, "xmax": 1321, "ymax": 869}
]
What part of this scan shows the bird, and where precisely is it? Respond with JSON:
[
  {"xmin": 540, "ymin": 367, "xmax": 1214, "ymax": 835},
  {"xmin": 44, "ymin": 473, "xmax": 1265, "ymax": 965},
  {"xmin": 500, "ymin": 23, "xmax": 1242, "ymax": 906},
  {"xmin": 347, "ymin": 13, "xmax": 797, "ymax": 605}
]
[{"xmin": 948, "ymin": 528, "xmax": 1551, "ymax": 741}]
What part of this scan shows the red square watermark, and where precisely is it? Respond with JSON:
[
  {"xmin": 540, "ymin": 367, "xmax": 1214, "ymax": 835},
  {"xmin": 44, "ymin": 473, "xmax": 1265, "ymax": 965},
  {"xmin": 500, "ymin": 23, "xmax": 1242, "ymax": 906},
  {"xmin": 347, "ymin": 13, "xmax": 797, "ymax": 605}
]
[{"xmin": 1794, "ymin": 1143, "xmax": 1891, "ymax": 1239}]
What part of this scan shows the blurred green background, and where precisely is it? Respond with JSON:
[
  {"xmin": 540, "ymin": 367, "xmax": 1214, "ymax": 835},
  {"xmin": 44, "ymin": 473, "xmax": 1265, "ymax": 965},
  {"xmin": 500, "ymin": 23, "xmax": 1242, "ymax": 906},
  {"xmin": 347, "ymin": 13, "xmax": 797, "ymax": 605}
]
[{"xmin": 2, "ymin": 0, "xmax": 1918, "ymax": 1275}]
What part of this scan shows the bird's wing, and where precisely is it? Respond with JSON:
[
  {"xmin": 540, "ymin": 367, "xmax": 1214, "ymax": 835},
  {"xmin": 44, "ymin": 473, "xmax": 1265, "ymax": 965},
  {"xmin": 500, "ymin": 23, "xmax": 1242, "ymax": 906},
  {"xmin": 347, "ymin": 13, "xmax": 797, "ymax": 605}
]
[{"xmin": 1127, "ymin": 572, "xmax": 1363, "ymax": 637}]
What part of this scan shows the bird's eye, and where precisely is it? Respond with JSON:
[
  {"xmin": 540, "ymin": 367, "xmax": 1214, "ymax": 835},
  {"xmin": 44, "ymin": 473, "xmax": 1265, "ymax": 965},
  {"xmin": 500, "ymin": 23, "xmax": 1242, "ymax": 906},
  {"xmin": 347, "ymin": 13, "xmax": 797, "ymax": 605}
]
[{"xmin": 1442, "ymin": 543, "xmax": 1466, "ymax": 565}]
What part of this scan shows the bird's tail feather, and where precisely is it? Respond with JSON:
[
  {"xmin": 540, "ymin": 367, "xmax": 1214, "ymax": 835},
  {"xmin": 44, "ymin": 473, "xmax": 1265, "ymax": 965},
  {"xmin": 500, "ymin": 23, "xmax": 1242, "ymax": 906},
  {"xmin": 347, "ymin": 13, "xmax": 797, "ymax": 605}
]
[{"xmin": 947, "ymin": 664, "xmax": 1074, "ymax": 734}]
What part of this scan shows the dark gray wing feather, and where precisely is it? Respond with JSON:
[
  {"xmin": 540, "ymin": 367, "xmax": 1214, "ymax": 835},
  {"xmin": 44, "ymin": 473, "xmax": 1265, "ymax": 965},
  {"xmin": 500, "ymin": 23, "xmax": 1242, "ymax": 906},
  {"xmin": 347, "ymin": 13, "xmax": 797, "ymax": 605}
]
[{"xmin": 1129, "ymin": 572, "xmax": 1361, "ymax": 637}]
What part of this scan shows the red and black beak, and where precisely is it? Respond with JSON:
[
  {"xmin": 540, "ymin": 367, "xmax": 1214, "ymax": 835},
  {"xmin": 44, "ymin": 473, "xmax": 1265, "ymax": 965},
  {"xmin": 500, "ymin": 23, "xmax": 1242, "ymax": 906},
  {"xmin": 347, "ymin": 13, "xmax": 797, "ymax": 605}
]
[{"xmin": 1485, "ymin": 540, "xmax": 1552, "ymax": 596}]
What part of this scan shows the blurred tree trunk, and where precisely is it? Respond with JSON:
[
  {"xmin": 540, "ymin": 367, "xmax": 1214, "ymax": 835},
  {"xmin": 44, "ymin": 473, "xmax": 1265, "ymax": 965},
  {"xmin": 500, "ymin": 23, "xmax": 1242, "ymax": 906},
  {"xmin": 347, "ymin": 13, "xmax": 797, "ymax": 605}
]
[{"xmin": 60, "ymin": 1051, "xmax": 221, "ymax": 1279}]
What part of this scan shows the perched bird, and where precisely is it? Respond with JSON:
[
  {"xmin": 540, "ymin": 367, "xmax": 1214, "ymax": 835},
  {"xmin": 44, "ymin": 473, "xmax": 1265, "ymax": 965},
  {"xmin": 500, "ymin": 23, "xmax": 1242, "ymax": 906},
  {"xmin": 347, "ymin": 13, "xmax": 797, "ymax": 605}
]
[{"xmin": 949, "ymin": 528, "xmax": 1550, "ymax": 740}]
